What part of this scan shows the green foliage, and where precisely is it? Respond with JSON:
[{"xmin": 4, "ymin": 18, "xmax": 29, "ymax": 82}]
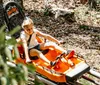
[
  {"xmin": 43, "ymin": 6, "xmax": 51, "ymax": 16},
  {"xmin": 97, "ymin": 0, "xmax": 100, "ymax": 4},
  {"xmin": 34, "ymin": 78, "xmax": 45, "ymax": 85},
  {"xmin": 8, "ymin": 26, "xmax": 21, "ymax": 36},
  {"xmin": 26, "ymin": 64, "xmax": 36, "ymax": 73},
  {"xmin": 79, "ymin": 25, "xmax": 89, "ymax": 30},
  {"xmin": 0, "ymin": 25, "xmax": 36, "ymax": 85}
]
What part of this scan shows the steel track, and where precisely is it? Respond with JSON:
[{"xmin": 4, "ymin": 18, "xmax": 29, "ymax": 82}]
[{"xmin": 7, "ymin": 61, "xmax": 100, "ymax": 85}]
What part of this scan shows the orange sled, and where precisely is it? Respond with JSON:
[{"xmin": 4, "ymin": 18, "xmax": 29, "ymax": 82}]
[{"xmin": 15, "ymin": 45, "xmax": 90, "ymax": 83}]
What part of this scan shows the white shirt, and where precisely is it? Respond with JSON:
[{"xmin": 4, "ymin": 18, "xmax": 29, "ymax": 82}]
[{"xmin": 20, "ymin": 29, "xmax": 39, "ymax": 47}]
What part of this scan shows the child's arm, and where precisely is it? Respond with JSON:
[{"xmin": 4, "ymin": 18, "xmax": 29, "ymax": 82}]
[
  {"xmin": 36, "ymin": 29, "xmax": 60, "ymax": 44},
  {"xmin": 22, "ymin": 39, "xmax": 30, "ymax": 61},
  {"xmin": 20, "ymin": 32, "xmax": 30, "ymax": 61}
]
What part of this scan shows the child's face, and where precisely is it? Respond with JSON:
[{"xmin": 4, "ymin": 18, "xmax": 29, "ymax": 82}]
[{"xmin": 24, "ymin": 24, "xmax": 34, "ymax": 35}]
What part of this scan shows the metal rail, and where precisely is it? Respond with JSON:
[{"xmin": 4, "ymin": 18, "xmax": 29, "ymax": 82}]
[
  {"xmin": 89, "ymin": 69, "xmax": 100, "ymax": 79},
  {"xmin": 82, "ymin": 75, "xmax": 100, "ymax": 85},
  {"xmin": 7, "ymin": 61, "xmax": 100, "ymax": 85}
]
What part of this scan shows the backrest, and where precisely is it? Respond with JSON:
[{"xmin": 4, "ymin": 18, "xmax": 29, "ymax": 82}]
[{"xmin": 3, "ymin": 1, "xmax": 25, "ymax": 38}]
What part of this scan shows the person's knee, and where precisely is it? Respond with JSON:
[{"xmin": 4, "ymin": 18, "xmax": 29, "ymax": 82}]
[{"xmin": 30, "ymin": 49, "xmax": 40, "ymax": 56}]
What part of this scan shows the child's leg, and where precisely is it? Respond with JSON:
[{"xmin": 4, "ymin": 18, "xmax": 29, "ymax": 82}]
[
  {"xmin": 26, "ymin": 56, "xmax": 31, "ymax": 63},
  {"xmin": 40, "ymin": 42, "xmax": 67, "ymax": 53},
  {"xmin": 29, "ymin": 49, "xmax": 50, "ymax": 64}
]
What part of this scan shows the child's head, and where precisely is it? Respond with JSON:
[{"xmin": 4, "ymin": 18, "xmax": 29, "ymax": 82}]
[
  {"xmin": 22, "ymin": 17, "xmax": 34, "ymax": 35},
  {"xmin": 22, "ymin": 17, "xmax": 34, "ymax": 29}
]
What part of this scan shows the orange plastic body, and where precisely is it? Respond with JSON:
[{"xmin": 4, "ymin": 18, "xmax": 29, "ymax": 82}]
[
  {"xmin": 15, "ymin": 37, "xmax": 85, "ymax": 82},
  {"xmin": 15, "ymin": 48, "xmax": 84, "ymax": 82}
]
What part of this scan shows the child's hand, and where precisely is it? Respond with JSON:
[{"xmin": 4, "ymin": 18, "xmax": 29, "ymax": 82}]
[{"xmin": 58, "ymin": 40, "xmax": 66, "ymax": 45}]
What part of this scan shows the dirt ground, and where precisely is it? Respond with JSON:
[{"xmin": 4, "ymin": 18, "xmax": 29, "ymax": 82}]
[
  {"xmin": 23, "ymin": 0, "xmax": 100, "ymax": 73},
  {"xmin": 21, "ymin": 0, "xmax": 100, "ymax": 85},
  {"xmin": 32, "ymin": 12, "xmax": 100, "ymax": 72}
]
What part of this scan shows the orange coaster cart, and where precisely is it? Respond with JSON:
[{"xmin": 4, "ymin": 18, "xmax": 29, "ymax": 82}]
[{"xmin": 15, "ymin": 45, "xmax": 90, "ymax": 83}]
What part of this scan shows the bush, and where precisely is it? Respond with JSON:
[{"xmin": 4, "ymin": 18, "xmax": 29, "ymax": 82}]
[{"xmin": 0, "ymin": 25, "xmax": 36, "ymax": 85}]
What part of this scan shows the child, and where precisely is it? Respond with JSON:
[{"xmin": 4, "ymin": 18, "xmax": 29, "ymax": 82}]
[{"xmin": 20, "ymin": 17, "xmax": 67, "ymax": 66}]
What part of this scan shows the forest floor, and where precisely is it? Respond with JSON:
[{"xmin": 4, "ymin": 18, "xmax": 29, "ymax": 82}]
[
  {"xmin": 23, "ymin": 0, "xmax": 100, "ymax": 72},
  {"xmin": 23, "ymin": 0, "xmax": 100, "ymax": 84}
]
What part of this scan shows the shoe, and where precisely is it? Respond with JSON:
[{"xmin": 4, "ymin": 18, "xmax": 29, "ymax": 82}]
[
  {"xmin": 68, "ymin": 59, "xmax": 75, "ymax": 67},
  {"xmin": 56, "ymin": 52, "xmax": 67, "ymax": 60},
  {"xmin": 50, "ymin": 61, "xmax": 56, "ymax": 66},
  {"xmin": 26, "ymin": 59, "xmax": 32, "ymax": 63},
  {"xmin": 62, "ymin": 52, "xmax": 67, "ymax": 57}
]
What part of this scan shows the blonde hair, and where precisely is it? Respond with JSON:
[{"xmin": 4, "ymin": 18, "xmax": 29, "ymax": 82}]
[{"xmin": 22, "ymin": 17, "xmax": 33, "ymax": 29}]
